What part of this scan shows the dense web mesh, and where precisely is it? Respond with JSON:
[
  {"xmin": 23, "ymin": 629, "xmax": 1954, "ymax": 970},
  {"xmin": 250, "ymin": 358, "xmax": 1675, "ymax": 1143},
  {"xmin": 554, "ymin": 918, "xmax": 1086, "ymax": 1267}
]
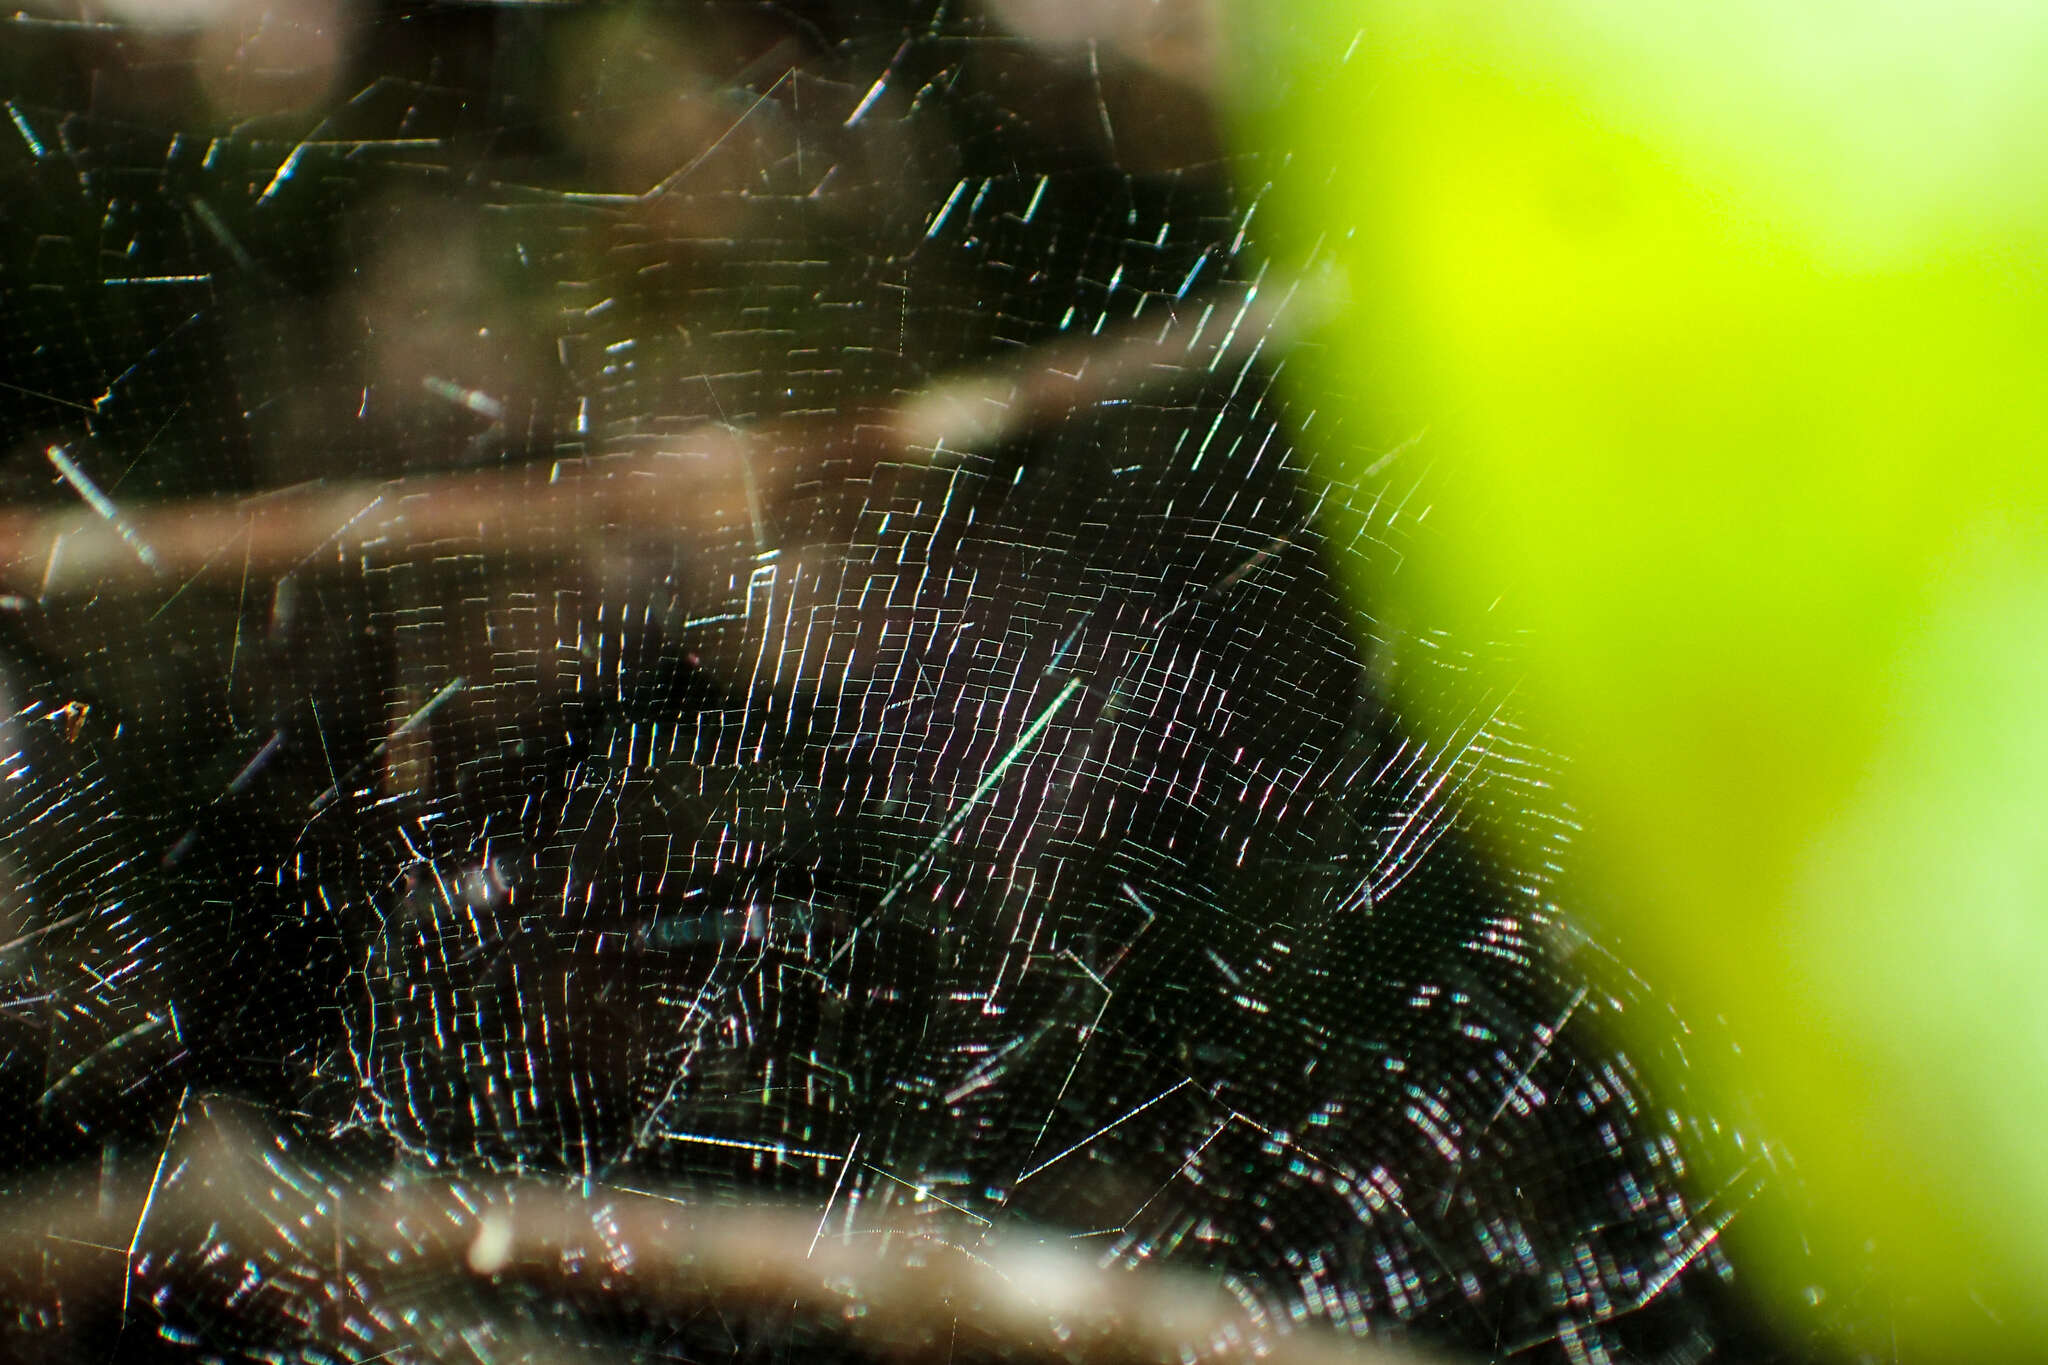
[{"xmin": 0, "ymin": 5, "xmax": 1848, "ymax": 1364}]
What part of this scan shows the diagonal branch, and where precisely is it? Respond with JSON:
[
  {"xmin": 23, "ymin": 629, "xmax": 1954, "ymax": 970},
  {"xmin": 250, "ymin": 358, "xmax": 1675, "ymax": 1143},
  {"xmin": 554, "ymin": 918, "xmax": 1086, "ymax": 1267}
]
[
  {"xmin": 4, "ymin": 280, "xmax": 1308, "ymax": 599},
  {"xmin": 0, "ymin": 1099, "xmax": 1432, "ymax": 1365}
]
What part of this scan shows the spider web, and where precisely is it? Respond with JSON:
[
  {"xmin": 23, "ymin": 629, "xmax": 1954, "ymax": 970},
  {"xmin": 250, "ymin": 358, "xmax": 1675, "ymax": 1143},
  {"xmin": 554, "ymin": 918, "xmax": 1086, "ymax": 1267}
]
[{"xmin": 0, "ymin": 4, "xmax": 1852, "ymax": 1363}]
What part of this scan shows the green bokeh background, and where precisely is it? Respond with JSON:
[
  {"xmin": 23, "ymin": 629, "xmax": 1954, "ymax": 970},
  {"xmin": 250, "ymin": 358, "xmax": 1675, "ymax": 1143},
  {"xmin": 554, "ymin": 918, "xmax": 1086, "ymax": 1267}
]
[{"xmin": 1224, "ymin": 2, "xmax": 2048, "ymax": 1356}]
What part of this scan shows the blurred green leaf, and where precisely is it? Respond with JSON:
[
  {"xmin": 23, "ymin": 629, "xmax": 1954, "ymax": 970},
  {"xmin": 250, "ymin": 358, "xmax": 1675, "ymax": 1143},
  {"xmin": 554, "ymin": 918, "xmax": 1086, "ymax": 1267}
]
[{"xmin": 1225, "ymin": 2, "xmax": 2048, "ymax": 1355}]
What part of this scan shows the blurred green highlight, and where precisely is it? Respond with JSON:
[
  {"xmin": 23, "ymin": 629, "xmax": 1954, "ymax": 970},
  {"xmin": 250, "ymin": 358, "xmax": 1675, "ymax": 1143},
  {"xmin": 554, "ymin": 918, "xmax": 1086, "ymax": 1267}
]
[{"xmin": 1223, "ymin": 1, "xmax": 2048, "ymax": 1355}]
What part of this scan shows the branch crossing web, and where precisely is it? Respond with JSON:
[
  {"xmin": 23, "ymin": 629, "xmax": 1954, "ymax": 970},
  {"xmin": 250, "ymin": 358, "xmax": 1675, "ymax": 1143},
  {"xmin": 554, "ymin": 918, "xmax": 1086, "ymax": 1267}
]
[{"xmin": 0, "ymin": 5, "xmax": 1849, "ymax": 1363}]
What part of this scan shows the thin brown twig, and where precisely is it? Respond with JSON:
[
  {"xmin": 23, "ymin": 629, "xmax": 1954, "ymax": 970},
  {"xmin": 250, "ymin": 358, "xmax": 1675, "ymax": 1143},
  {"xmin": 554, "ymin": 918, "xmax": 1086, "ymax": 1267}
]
[
  {"xmin": 0, "ymin": 1099, "xmax": 1433, "ymax": 1365},
  {"xmin": 4, "ymin": 280, "xmax": 1311, "ymax": 599}
]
